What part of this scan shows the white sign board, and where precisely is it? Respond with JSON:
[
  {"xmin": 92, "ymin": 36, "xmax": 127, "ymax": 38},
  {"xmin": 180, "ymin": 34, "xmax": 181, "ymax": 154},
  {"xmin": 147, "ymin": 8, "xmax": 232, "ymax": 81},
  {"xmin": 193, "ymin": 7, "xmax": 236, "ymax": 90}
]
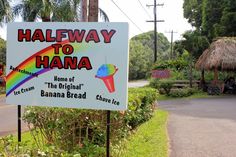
[{"xmin": 6, "ymin": 22, "xmax": 129, "ymax": 111}]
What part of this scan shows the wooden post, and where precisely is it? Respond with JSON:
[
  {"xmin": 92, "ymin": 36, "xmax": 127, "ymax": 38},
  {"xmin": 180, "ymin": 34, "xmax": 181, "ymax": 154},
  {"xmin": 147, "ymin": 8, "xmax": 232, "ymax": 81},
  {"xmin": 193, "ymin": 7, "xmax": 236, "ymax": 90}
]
[
  {"xmin": 214, "ymin": 68, "xmax": 218, "ymax": 85},
  {"xmin": 81, "ymin": 0, "xmax": 88, "ymax": 22},
  {"xmin": 88, "ymin": 0, "xmax": 98, "ymax": 22},
  {"xmin": 17, "ymin": 105, "xmax": 21, "ymax": 142},
  {"xmin": 201, "ymin": 70, "xmax": 205, "ymax": 82},
  {"xmin": 200, "ymin": 69, "xmax": 206, "ymax": 90},
  {"xmin": 106, "ymin": 110, "xmax": 111, "ymax": 157}
]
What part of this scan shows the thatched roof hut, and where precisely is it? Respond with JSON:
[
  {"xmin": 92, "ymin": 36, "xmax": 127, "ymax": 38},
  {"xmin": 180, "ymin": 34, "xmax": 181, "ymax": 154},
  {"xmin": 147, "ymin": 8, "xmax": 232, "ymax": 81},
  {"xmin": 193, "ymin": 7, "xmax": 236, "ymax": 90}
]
[{"xmin": 196, "ymin": 37, "xmax": 236, "ymax": 71}]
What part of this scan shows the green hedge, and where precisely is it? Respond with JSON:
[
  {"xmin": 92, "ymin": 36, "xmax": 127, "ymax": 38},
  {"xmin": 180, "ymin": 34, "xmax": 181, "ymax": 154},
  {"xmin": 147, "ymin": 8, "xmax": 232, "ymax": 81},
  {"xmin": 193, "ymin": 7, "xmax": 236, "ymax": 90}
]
[
  {"xmin": 0, "ymin": 87, "xmax": 158, "ymax": 157},
  {"xmin": 168, "ymin": 88, "xmax": 199, "ymax": 98},
  {"xmin": 127, "ymin": 88, "xmax": 158, "ymax": 129},
  {"xmin": 150, "ymin": 79, "xmax": 174, "ymax": 95}
]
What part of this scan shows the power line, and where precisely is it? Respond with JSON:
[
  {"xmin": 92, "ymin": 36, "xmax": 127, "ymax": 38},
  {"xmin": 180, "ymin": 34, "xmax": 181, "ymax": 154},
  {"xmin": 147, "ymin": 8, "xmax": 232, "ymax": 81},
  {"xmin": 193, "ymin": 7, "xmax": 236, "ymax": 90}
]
[
  {"xmin": 137, "ymin": 0, "xmax": 152, "ymax": 19},
  {"xmin": 110, "ymin": 0, "xmax": 144, "ymax": 33}
]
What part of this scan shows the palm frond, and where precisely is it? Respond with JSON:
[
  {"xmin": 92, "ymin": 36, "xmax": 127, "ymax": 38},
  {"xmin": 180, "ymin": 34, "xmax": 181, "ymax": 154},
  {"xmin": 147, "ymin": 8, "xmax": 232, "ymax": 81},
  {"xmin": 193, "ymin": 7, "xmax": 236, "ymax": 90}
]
[
  {"xmin": 99, "ymin": 8, "xmax": 109, "ymax": 22},
  {"xmin": 0, "ymin": 0, "xmax": 12, "ymax": 24}
]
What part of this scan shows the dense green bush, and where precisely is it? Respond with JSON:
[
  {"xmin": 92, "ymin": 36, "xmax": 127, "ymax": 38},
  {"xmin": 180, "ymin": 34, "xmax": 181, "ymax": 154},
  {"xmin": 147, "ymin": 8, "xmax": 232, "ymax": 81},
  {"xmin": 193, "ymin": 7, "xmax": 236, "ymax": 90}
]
[
  {"xmin": 150, "ymin": 79, "xmax": 174, "ymax": 95},
  {"xmin": 168, "ymin": 88, "xmax": 200, "ymax": 98},
  {"xmin": 0, "ymin": 135, "xmax": 81, "ymax": 157},
  {"xmin": 21, "ymin": 87, "xmax": 158, "ymax": 156},
  {"xmin": 129, "ymin": 40, "xmax": 153, "ymax": 80},
  {"xmin": 152, "ymin": 51, "xmax": 190, "ymax": 71},
  {"xmin": 127, "ymin": 88, "xmax": 158, "ymax": 129},
  {"xmin": 23, "ymin": 107, "xmax": 118, "ymax": 155}
]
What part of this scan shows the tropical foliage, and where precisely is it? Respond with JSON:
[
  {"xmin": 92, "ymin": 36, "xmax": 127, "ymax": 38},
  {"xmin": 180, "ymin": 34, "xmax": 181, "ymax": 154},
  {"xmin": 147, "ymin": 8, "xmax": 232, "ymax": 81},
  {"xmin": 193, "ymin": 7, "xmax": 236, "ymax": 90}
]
[
  {"xmin": 13, "ymin": 0, "xmax": 82, "ymax": 22},
  {"xmin": 0, "ymin": 37, "xmax": 5, "ymax": 64},
  {"xmin": 0, "ymin": 0, "xmax": 12, "ymax": 24},
  {"xmin": 129, "ymin": 31, "xmax": 170, "ymax": 80},
  {"xmin": 0, "ymin": 87, "xmax": 158, "ymax": 156},
  {"xmin": 183, "ymin": 0, "xmax": 236, "ymax": 41},
  {"xmin": 1, "ymin": 0, "xmax": 109, "ymax": 23}
]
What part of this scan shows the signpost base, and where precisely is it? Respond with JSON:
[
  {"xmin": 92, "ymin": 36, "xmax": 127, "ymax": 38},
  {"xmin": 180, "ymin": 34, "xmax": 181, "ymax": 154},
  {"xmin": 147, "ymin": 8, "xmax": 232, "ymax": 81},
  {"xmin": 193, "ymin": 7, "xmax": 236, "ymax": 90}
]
[
  {"xmin": 18, "ymin": 105, "xmax": 21, "ymax": 142},
  {"xmin": 106, "ymin": 110, "xmax": 110, "ymax": 157}
]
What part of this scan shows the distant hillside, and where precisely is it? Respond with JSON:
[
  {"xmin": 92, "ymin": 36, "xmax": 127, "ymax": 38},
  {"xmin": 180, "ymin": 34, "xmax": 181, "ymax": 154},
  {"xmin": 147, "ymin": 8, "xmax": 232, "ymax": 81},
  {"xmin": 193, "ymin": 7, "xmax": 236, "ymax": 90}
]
[
  {"xmin": 131, "ymin": 31, "xmax": 170, "ymax": 59},
  {"xmin": 129, "ymin": 31, "xmax": 170, "ymax": 80}
]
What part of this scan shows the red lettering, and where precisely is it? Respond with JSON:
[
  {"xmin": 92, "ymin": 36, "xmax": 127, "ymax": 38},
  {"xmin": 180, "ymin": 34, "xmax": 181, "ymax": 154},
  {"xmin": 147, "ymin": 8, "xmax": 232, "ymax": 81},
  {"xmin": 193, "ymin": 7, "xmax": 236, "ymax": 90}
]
[
  {"xmin": 18, "ymin": 29, "xmax": 31, "ymax": 42},
  {"xmin": 36, "ymin": 56, "xmax": 49, "ymax": 68},
  {"xmin": 52, "ymin": 44, "xmax": 62, "ymax": 54},
  {"xmin": 46, "ymin": 29, "xmax": 56, "ymax": 42},
  {"xmin": 62, "ymin": 44, "xmax": 74, "ymax": 55},
  {"xmin": 50, "ymin": 56, "xmax": 63, "ymax": 69},
  {"xmin": 101, "ymin": 30, "xmax": 116, "ymax": 43},
  {"xmin": 64, "ymin": 57, "xmax": 77, "ymax": 69},
  {"xmin": 78, "ymin": 57, "xmax": 92, "ymax": 70},
  {"xmin": 32, "ymin": 29, "xmax": 45, "ymax": 42},
  {"xmin": 68, "ymin": 29, "xmax": 86, "ymax": 42},
  {"xmin": 85, "ymin": 30, "xmax": 100, "ymax": 43},
  {"xmin": 56, "ymin": 29, "xmax": 67, "ymax": 42}
]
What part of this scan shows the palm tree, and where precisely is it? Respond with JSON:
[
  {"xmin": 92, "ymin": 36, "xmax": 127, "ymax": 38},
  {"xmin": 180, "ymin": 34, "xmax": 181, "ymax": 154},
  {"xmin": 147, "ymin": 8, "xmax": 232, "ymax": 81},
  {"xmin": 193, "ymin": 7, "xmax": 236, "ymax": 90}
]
[
  {"xmin": 99, "ymin": 8, "xmax": 109, "ymax": 22},
  {"xmin": 13, "ymin": 0, "xmax": 57, "ymax": 22},
  {"xmin": 13, "ymin": 0, "xmax": 109, "ymax": 22},
  {"xmin": 0, "ymin": 0, "xmax": 12, "ymax": 24}
]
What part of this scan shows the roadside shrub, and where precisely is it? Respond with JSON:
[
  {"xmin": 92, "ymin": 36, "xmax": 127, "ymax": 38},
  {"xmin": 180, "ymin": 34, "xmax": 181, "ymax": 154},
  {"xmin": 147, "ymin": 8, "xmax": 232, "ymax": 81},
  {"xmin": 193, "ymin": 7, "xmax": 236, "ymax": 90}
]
[
  {"xmin": 126, "ymin": 88, "xmax": 158, "ymax": 129},
  {"xmin": 150, "ymin": 79, "xmax": 174, "ymax": 95},
  {"xmin": 22, "ymin": 87, "xmax": 158, "ymax": 156},
  {"xmin": 0, "ymin": 135, "xmax": 81, "ymax": 157},
  {"xmin": 168, "ymin": 88, "xmax": 200, "ymax": 98},
  {"xmin": 152, "ymin": 54, "xmax": 189, "ymax": 71},
  {"xmin": 23, "ymin": 107, "xmax": 113, "ymax": 155}
]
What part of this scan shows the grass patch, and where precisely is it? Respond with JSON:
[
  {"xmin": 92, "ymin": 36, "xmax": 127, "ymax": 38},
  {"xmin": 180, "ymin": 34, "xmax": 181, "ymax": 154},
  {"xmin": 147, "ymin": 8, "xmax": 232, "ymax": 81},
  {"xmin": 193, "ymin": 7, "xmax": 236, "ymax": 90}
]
[
  {"xmin": 12, "ymin": 130, "xmax": 45, "ymax": 147},
  {"xmin": 12, "ymin": 131, "xmax": 34, "ymax": 143},
  {"xmin": 118, "ymin": 110, "xmax": 169, "ymax": 157}
]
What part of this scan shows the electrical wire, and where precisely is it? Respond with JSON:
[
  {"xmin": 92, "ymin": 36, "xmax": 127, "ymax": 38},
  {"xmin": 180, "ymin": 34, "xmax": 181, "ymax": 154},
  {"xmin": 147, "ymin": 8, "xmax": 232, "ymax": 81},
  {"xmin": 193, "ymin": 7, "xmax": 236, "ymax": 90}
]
[
  {"xmin": 137, "ymin": 0, "xmax": 152, "ymax": 19},
  {"xmin": 110, "ymin": 0, "xmax": 144, "ymax": 33}
]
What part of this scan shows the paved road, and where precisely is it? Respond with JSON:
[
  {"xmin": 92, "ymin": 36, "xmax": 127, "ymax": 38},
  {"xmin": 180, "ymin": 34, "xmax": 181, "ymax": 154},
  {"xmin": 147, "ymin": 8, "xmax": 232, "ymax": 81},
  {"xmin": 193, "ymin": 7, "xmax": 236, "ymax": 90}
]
[
  {"xmin": 128, "ymin": 80, "xmax": 149, "ymax": 88},
  {"xmin": 159, "ymin": 97, "xmax": 236, "ymax": 157},
  {"xmin": 0, "ymin": 80, "xmax": 149, "ymax": 136},
  {"xmin": 0, "ymin": 98, "xmax": 27, "ymax": 136}
]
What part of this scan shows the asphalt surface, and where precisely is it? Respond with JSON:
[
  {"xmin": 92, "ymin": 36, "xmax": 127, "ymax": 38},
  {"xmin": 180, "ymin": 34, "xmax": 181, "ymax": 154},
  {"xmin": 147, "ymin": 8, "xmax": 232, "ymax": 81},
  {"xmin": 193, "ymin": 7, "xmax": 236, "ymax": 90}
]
[
  {"xmin": 0, "ymin": 97, "xmax": 27, "ymax": 136},
  {"xmin": 158, "ymin": 96, "xmax": 236, "ymax": 157},
  {"xmin": 128, "ymin": 80, "xmax": 149, "ymax": 88}
]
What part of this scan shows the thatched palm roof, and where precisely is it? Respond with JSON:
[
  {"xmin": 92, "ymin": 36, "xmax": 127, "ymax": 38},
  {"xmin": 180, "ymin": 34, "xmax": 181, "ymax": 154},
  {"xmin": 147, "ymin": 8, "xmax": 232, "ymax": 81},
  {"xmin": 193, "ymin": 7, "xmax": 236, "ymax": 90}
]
[{"xmin": 196, "ymin": 37, "xmax": 236, "ymax": 71}]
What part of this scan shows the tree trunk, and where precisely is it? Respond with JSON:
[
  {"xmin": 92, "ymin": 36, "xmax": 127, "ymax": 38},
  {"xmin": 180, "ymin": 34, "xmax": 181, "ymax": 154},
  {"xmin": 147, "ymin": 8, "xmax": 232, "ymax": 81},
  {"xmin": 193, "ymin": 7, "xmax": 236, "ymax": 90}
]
[
  {"xmin": 81, "ymin": 0, "xmax": 88, "ymax": 22},
  {"xmin": 200, "ymin": 69, "xmax": 206, "ymax": 91},
  {"xmin": 88, "ymin": 0, "xmax": 98, "ymax": 22}
]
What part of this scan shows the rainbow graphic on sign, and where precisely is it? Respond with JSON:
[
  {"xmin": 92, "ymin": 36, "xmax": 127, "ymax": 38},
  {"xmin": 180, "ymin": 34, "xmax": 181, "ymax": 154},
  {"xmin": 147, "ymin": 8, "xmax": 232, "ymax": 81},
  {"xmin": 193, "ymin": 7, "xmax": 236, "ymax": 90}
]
[{"xmin": 6, "ymin": 40, "xmax": 88, "ymax": 96}]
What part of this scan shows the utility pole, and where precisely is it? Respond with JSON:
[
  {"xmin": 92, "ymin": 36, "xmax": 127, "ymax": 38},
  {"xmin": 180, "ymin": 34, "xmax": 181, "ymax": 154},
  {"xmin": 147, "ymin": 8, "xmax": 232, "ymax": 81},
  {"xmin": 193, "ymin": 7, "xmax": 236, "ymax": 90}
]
[
  {"xmin": 165, "ymin": 30, "xmax": 177, "ymax": 59},
  {"xmin": 147, "ymin": 1, "xmax": 164, "ymax": 63}
]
